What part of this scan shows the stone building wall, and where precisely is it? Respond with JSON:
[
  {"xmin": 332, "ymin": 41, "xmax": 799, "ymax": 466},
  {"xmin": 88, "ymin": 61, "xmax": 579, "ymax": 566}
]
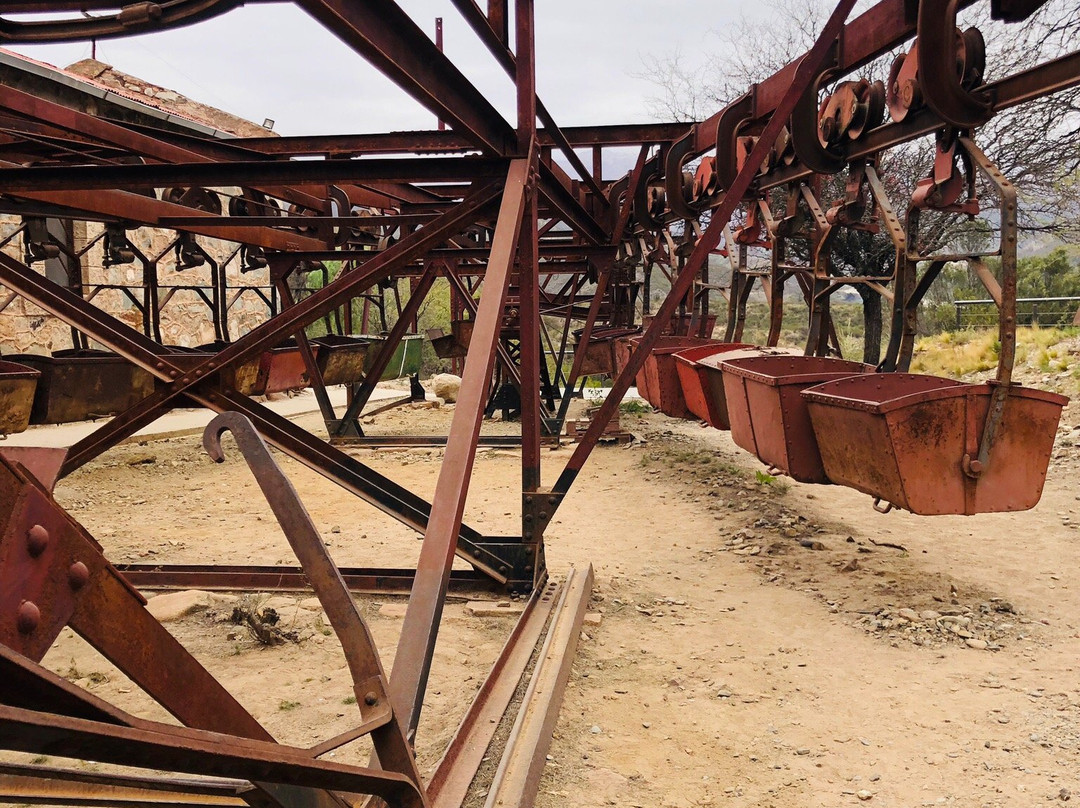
[{"xmin": 0, "ymin": 213, "xmax": 276, "ymax": 356}]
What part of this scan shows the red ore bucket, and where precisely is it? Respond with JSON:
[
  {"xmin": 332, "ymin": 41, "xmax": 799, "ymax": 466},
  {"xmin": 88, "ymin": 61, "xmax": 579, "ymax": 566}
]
[
  {"xmin": 720, "ymin": 354, "xmax": 873, "ymax": 483},
  {"xmin": 696, "ymin": 347, "xmax": 801, "ymax": 431},
  {"xmin": 259, "ymin": 340, "xmax": 316, "ymax": 395},
  {"xmin": 801, "ymin": 373, "xmax": 1068, "ymax": 515},
  {"xmin": 573, "ymin": 326, "xmax": 639, "ymax": 377},
  {"xmin": 673, "ymin": 343, "xmax": 751, "ymax": 426},
  {"xmin": 631, "ymin": 336, "xmax": 719, "ymax": 419}
]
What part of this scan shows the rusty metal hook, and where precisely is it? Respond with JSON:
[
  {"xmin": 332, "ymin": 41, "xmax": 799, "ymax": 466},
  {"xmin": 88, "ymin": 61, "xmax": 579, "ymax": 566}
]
[{"xmin": 202, "ymin": 412, "xmax": 395, "ymax": 731}]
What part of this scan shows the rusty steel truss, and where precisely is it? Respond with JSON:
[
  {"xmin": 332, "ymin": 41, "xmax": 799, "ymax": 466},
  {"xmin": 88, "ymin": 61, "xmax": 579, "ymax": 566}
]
[{"xmin": 0, "ymin": 0, "xmax": 1077, "ymax": 806}]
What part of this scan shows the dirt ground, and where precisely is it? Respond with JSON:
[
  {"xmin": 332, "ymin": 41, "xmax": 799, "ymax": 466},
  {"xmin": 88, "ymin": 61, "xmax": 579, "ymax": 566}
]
[{"xmin": 19, "ymin": 387, "xmax": 1080, "ymax": 808}]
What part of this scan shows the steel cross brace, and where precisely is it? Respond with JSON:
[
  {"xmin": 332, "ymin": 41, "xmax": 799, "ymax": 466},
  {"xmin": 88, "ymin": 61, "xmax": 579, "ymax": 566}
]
[
  {"xmin": 0, "ymin": 250, "xmax": 519, "ymax": 584},
  {"xmin": 0, "ymin": 458, "xmax": 417, "ymax": 808},
  {"xmin": 202, "ymin": 412, "xmax": 423, "ymax": 795},
  {"xmin": 541, "ymin": 0, "xmax": 862, "ymax": 523},
  {"xmin": 390, "ymin": 154, "xmax": 532, "ymax": 738},
  {"xmin": 296, "ymin": 0, "xmax": 516, "ymax": 156}
]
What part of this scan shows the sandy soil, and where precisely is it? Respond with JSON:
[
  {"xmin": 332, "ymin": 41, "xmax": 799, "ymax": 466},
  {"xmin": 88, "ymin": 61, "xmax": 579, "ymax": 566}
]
[{"xmin": 16, "ymin": 390, "xmax": 1080, "ymax": 808}]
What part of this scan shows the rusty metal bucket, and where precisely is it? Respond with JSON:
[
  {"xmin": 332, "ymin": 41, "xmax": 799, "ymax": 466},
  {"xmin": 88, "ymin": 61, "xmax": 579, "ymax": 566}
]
[
  {"xmin": 612, "ymin": 335, "xmax": 639, "ymax": 376},
  {"xmin": 802, "ymin": 373, "xmax": 1068, "ymax": 514},
  {"xmin": 673, "ymin": 343, "xmax": 752, "ymax": 426},
  {"xmin": 258, "ymin": 340, "xmax": 315, "ymax": 394},
  {"xmin": 572, "ymin": 326, "xmax": 639, "ymax": 376},
  {"xmin": 0, "ymin": 360, "xmax": 40, "ymax": 435},
  {"xmin": 631, "ymin": 336, "xmax": 719, "ymax": 418},
  {"xmin": 313, "ymin": 335, "xmax": 370, "ymax": 385},
  {"xmin": 429, "ymin": 320, "xmax": 474, "ymax": 359},
  {"xmin": 363, "ymin": 334, "xmax": 423, "ymax": 380},
  {"xmin": 10, "ymin": 350, "xmax": 156, "ymax": 425},
  {"xmin": 193, "ymin": 342, "xmax": 265, "ymax": 396},
  {"xmin": 721, "ymin": 354, "xmax": 873, "ymax": 483},
  {"xmin": 695, "ymin": 347, "xmax": 800, "ymax": 430}
]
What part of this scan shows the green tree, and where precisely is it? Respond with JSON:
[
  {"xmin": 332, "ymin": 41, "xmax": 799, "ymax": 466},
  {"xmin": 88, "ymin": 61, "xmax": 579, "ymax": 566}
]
[{"xmin": 1017, "ymin": 248, "xmax": 1080, "ymax": 298}]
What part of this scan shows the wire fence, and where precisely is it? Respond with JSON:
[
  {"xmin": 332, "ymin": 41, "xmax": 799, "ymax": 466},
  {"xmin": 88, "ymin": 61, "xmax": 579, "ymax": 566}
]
[{"xmin": 954, "ymin": 297, "xmax": 1080, "ymax": 329}]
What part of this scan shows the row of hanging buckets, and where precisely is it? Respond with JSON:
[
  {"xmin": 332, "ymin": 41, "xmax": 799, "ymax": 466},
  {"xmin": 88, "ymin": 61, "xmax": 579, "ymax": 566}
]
[
  {"xmin": 630, "ymin": 342, "xmax": 1067, "ymax": 516},
  {"xmin": 0, "ymin": 337, "xmax": 379, "ymax": 429}
]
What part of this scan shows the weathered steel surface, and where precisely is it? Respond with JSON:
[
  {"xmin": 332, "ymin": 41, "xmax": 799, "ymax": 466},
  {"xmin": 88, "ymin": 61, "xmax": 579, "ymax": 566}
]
[
  {"xmin": 0, "ymin": 1, "xmax": 1074, "ymax": 805},
  {"xmin": 720, "ymin": 355, "xmax": 872, "ymax": 484},
  {"xmin": 804, "ymin": 375, "xmax": 1067, "ymax": 514}
]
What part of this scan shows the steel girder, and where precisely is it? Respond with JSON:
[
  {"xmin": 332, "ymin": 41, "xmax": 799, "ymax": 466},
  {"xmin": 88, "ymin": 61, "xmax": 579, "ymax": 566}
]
[{"xmin": 0, "ymin": 1, "xmax": 1076, "ymax": 807}]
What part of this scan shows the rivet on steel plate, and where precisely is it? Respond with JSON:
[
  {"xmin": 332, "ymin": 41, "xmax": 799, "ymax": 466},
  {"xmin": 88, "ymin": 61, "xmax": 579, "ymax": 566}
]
[
  {"xmin": 26, "ymin": 524, "xmax": 49, "ymax": 557},
  {"xmin": 499, "ymin": 566, "xmax": 508, "ymax": 574},
  {"xmin": 472, "ymin": 549, "xmax": 481, "ymax": 557},
  {"xmin": 364, "ymin": 691, "xmax": 378, "ymax": 706},
  {"xmin": 16, "ymin": 600, "xmax": 40, "ymax": 634},
  {"xmin": 538, "ymin": 511, "xmax": 548, "ymax": 520},
  {"xmin": 68, "ymin": 561, "xmax": 90, "ymax": 590},
  {"xmin": 548, "ymin": 496, "xmax": 557, "ymax": 505},
  {"xmin": 523, "ymin": 513, "xmax": 533, "ymax": 522}
]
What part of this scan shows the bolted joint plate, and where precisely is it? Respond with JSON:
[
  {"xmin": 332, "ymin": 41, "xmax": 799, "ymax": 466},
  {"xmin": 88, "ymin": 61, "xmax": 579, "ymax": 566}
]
[
  {"xmin": 468, "ymin": 536, "xmax": 542, "ymax": 594},
  {"xmin": 521, "ymin": 489, "xmax": 564, "ymax": 541}
]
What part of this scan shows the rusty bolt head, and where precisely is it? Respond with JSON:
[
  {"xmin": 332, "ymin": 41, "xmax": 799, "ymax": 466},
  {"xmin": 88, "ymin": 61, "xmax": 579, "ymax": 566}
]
[
  {"xmin": 26, "ymin": 525, "xmax": 49, "ymax": 557},
  {"xmin": 68, "ymin": 561, "xmax": 90, "ymax": 591},
  {"xmin": 472, "ymin": 549, "xmax": 481, "ymax": 558},
  {"xmin": 523, "ymin": 514, "xmax": 533, "ymax": 522},
  {"xmin": 364, "ymin": 691, "xmax": 378, "ymax": 706},
  {"xmin": 499, "ymin": 566, "xmax": 508, "ymax": 574},
  {"xmin": 538, "ymin": 511, "xmax": 548, "ymax": 520},
  {"xmin": 16, "ymin": 600, "xmax": 40, "ymax": 634},
  {"xmin": 548, "ymin": 496, "xmax": 557, "ymax": 505}
]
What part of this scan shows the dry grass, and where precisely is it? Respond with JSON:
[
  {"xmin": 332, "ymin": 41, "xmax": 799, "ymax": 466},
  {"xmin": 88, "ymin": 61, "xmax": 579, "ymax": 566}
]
[{"xmin": 911, "ymin": 327, "xmax": 1080, "ymax": 380}]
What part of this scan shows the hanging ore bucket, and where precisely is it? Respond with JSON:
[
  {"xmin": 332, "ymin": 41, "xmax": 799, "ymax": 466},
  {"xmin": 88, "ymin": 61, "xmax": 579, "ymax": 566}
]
[
  {"xmin": 313, "ymin": 335, "xmax": 370, "ymax": 385},
  {"xmin": 363, "ymin": 334, "xmax": 424, "ymax": 380},
  {"xmin": 572, "ymin": 326, "xmax": 640, "ymax": 376},
  {"xmin": 802, "ymin": 374, "xmax": 1067, "ymax": 514},
  {"xmin": 673, "ymin": 343, "xmax": 752, "ymax": 426},
  {"xmin": 257, "ymin": 339, "xmax": 316, "ymax": 394},
  {"xmin": 721, "ymin": 354, "xmax": 873, "ymax": 483},
  {"xmin": 696, "ymin": 347, "xmax": 800, "ymax": 430},
  {"xmin": 192, "ymin": 341, "xmax": 265, "ymax": 396},
  {"xmin": 631, "ymin": 336, "xmax": 720, "ymax": 418},
  {"xmin": 799, "ymin": 135, "xmax": 1070, "ymax": 513},
  {"xmin": 0, "ymin": 360, "xmax": 40, "ymax": 435},
  {"xmin": 428, "ymin": 320, "xmax": 474, "ymax": 359},
  {"xmin": 613, "ymin": 335, "xmax": 639, "ymax": 376},
  {"xmin": 10, "ymin": 349, "xmax": 156, "ymax": 425}
]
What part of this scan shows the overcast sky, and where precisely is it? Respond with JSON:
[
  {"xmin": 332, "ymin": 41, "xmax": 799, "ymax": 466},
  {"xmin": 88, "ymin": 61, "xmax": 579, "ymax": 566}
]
[{"xmin": 7, "ymin": 2, "xmax": 746, "ymax": 138}]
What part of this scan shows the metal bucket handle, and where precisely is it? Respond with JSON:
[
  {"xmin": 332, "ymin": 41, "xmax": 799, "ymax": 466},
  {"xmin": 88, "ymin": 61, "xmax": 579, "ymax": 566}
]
[
  {"xmin": 959, "ymin": 137, "xmax": 1017, "ymax": 478},
  {"xmin": 872, "ymin": 498, "xmax": 895, "ymax": 514}
]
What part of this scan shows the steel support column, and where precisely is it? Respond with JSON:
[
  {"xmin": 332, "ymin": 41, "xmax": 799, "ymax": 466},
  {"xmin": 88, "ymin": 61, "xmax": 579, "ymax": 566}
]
[{"xmin": 389, "ymin": 157, "xmax": 531, "ymax": 738}]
